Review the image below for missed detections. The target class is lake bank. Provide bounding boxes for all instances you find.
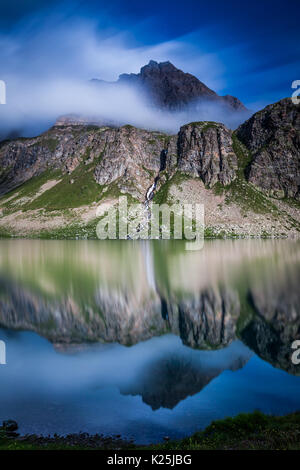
[1,411,299,450]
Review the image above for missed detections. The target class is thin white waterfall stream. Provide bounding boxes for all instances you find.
[129,148,167,238]
[142,242,156,292]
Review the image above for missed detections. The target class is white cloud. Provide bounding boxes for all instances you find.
[0,7,249,139]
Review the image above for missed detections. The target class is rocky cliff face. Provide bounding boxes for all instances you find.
[237,98,300,200]
[177,122,238,186]
[0,120,237,201]
[2,98,298,202]
[118,60,247,112]
[93,126,177,200]
[0,126,97,195]
[0,98,299,239]
[120,351,250,410]
[0,125,167,200]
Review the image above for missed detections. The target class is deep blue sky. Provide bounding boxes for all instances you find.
[0,0,300,107]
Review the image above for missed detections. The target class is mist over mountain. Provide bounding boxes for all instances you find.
[0,0,298,142]
[55,60,250,132]
[117,60,247,111]
[0,7,254,141]
[1,60,251,141]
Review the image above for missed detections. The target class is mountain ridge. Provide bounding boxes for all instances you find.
[0,98,299,239]
[97,59,248,111]
[57,60,248,128]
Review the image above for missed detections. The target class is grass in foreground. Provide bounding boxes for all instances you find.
[145,411,300,450]
[0,411,300,450]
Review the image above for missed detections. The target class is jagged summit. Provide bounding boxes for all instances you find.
[140,59,181,74]
[56,60,248,128]
[117,60,247,111]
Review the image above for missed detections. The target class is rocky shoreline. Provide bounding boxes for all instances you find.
[1,412,300,450]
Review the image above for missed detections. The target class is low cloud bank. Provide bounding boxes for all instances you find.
[0,7,251,140]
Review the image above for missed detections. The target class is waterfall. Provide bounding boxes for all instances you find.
[131,148,168,239]
[142,242,156,291]
[145,149,168,206]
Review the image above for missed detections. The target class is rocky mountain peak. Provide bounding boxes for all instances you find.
[55,61,248,130]
[117,60,247,112]
[140,60,179,75]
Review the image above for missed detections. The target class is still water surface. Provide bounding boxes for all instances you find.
[0,239,299,443]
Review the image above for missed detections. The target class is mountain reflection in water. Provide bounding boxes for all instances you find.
[0,239,299,442]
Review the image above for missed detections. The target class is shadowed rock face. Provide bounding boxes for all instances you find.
[236,98,300,200]
[240,272,300,375]
[93,126,177,201]
[177,122,238,186]
[177,288,240,349]
[120,352,251,410]
[0,124,174,199]
[123,357,216,410]
[118,60,247,112]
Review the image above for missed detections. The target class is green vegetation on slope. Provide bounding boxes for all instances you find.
[0,161,139,215]
[188,121,220,132]
[0,169,61,212]
[25,162,102,210]
[153,172,190,205]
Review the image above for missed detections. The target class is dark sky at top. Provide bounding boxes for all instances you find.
[0,0,299,106]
